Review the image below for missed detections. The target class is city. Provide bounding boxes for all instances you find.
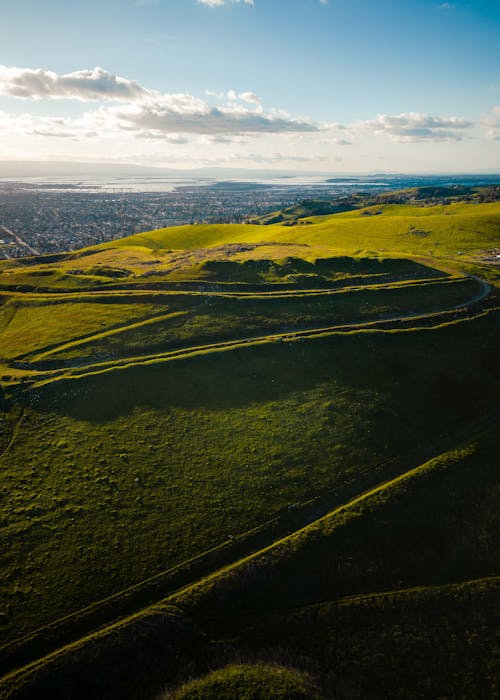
[1,174,496,259]
[0,181,334,258]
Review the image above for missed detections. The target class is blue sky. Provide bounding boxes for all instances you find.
[0,0,499,172]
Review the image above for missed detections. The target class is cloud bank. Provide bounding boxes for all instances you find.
[355,112,473,142]
[0,66,148,102]
[0,65,317,137]
[1,66,477,144]
[112,100,317,135]
[1,64,495,172]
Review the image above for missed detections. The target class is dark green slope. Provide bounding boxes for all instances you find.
[0,199,499,699]
[3,427,498,699]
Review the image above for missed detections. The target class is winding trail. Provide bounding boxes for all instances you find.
[469,275,492,303]
[19,274,492,389]
[0,274,453,300]
[9,276,464,363]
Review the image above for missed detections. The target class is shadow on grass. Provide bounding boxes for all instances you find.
[28,310,499,425]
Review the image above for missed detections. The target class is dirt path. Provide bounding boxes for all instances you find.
[0,275,453,300]
[23,275,493,388]
[469,275,492,304]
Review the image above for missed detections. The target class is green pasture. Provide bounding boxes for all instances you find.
[32,277,479,367]
[99,201,500,258]
[0,299,167,360]
[167,664,323,700]
[0,197,499,699]
[2,422,497,700]
[0,201,498,296]
[1,309,499,648]
[176,424,500,617]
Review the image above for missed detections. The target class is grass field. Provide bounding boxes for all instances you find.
[0,198,499,699]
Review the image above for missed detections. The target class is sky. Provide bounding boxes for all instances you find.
[0,0,499,173]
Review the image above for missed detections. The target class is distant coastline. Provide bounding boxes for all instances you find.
[0,171,498,194]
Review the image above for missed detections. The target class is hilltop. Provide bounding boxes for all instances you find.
[0,198,499,699]
[247,184,500,225]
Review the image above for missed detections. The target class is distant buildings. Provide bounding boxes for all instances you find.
[0,182,334,257]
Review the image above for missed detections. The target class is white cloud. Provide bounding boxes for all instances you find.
[110,98,318,136]
[238,91,261,104]
[0,110,86,140]
[31,128,78,139]
[234,152,328,163]
[197,0,253,7]
[437,2,455,9]
[355,112,472,142]
[206,89,261,104]
[1,64,493,173]
[481,106,500,140]
[205,136,234,144]
[199,134,248,144]
[135,132,190,143]
[225,89,261,104]
[0,100,317,143]
[205,89,225,99]
[0,65,149,102]
[322,137,352,146]
[0,65,315,137]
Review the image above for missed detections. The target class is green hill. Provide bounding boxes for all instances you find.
[166,664,323,700]
[247,184,500,225]
[0,199,499,699]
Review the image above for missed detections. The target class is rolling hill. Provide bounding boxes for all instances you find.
[0,199,499,699]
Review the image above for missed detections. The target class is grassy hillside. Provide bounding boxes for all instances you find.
[165,664,323,700]
[92,200,500,259]
[3,429,498,699]
[0,199,499,699]
[0,201,498,296]
[248,184,500,224]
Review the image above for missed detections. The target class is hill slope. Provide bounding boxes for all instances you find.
[0,200,499,699]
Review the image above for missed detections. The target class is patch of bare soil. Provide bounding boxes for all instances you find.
[472,249,500,265]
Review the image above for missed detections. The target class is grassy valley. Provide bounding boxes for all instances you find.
[0,197,499,698]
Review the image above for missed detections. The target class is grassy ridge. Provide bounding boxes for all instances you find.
[4,578,497,699]
[2,424,497,698]
[165,664,323,700]
[174,425,500,617]
[22,277,479,368]
[1,310,498,646]
[0,201,498,295]
[207,578,499,700]
[0,299,168,360]
[101,201,500,257]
